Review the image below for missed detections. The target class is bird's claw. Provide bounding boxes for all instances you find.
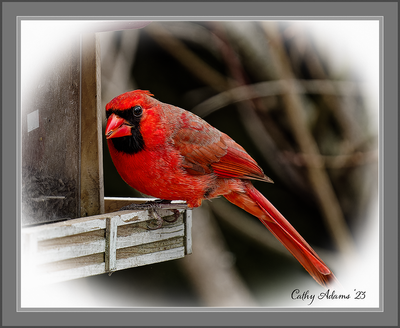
[118,199,181,230]
[162,209,180,223]
[146,208,182,230]
[146,209,164,230]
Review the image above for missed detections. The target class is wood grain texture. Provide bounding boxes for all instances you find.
[105,216,118,271]
[104,197,149,213]
[21,34,81,225]
[80,32,104,217]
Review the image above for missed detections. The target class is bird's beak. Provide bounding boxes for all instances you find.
[105,113,133,139]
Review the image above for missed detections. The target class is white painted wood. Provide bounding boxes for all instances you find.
[185,209,193,255]
[115,247,186,271]
[116,224,185,249]
[36,239,106,264]
[27,217,107,241]
[115,211,153,226]
[105,197,158,203]
[23,210,149,240]
[21,232,39,282]
[105,216,118,272]
[42,263,106,285]
[104,197,187,205]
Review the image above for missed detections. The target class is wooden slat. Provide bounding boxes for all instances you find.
[116,222,185,249]
[116,236,184,259]
[104,197,188,214]
[116,247,186,272]
[23,216,107,241]
[104,197,149,213]
[38,253,105,273]
[80,32,104,217]
[22,209,151,240]
[44,263,106,285]
[185,208,193,255]
[37,229,105,249]
[37,239,106,264]
[105,216,118,272]
[21,34,81,226]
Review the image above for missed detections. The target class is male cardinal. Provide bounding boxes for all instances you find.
[105,89,337,288]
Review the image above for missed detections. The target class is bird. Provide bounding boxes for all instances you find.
[105,89,337,288]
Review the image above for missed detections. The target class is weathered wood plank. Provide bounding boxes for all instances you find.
[116,247,186,272]
[21,32,81,225]
[104,197,149,213]
[115,211,153,226]
[39,248,186,285]
[21,210,140,239]
[116,223,185,249]
[22,207,187,241]
[104,197,187,214]
[24,217,107,241]
[37,229,105,249]
[39,253,105,273]
[116,236,184,258]
[30,219,186,265]
[36,239,106,264]
[80,32,104,217]
[105,216,118,272]
[185,209,193,255]
[43,263,106,285]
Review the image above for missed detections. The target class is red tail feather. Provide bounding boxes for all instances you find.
[225,181,337,288]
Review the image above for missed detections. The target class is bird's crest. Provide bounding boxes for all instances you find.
[132,90,154,97]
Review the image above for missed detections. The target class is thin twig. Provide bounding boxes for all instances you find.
[281,150,378,169]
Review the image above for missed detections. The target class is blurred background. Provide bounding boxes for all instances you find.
[23,20,380,308]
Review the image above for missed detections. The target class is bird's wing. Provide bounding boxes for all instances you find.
[172,114,272,183]
[212,137,273,183]
[172,124,226,175]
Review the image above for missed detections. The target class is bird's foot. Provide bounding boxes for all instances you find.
[119,199,184,230]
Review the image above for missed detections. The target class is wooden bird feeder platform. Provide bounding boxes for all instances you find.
[20,22,192,285]
[22,199,192,285]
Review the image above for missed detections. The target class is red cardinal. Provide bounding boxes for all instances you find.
[105,89,337,288]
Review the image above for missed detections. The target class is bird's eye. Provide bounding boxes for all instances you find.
[133,105,143,117]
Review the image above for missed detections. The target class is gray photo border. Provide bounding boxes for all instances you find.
[2,1,398,327]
